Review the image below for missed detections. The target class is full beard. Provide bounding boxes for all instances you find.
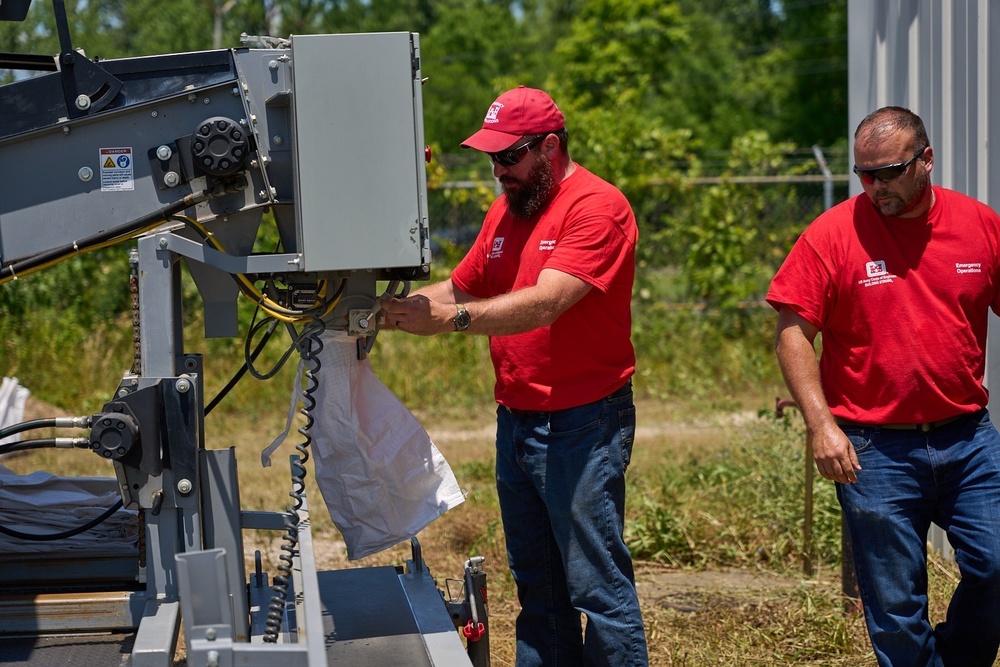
[874,168,931,217]
[501,153,556,220]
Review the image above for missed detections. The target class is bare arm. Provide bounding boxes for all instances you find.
[381,269,591,336]
[775,306,861,484]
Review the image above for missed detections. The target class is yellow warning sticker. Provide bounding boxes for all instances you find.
[100,147,134,192]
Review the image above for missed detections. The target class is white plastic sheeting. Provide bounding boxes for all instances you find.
[0,466,139,552]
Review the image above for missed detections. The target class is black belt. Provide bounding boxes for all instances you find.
[835,412,972,433]
[504,406,543,417]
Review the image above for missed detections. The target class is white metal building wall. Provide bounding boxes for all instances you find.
[847,0,1000,559]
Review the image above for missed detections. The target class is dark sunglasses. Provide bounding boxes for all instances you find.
[852,149,925,185]
[488,135,546,167]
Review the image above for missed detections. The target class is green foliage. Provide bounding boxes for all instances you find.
[674,131,808,311]
[0,0,846,414]
[625,417,843,572]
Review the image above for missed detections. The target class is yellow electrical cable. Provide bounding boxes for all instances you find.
[174,216,342,323]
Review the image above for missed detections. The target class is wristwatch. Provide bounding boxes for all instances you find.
[453,303,471,331]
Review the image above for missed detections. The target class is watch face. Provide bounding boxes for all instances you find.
[455,307,471,331]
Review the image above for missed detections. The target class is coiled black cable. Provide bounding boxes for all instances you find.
[263,316,325,642]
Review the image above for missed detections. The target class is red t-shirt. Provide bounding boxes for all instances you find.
[767,186,1000,423]
[451,166,637,411]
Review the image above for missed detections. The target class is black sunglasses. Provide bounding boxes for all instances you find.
[852,149,925,185]
[488,135,546,167]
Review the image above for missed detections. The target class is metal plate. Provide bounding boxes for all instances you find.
[0,632,136,666]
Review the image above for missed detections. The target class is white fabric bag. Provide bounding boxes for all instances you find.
[263,330,464,560]
[0,376,30,446]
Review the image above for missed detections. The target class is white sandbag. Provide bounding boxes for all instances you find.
[0,376,30,446]
[263,330,464,560]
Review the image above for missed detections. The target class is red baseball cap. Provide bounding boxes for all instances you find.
[461,86,565,153]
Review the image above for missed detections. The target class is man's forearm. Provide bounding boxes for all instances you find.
[776,328,836,433]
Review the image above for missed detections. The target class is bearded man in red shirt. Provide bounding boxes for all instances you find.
[382,86,648,667]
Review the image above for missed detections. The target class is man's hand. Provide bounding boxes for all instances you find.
[380,294,446,336]
[811,423,861,484]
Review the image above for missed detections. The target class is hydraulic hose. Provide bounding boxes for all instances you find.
[0,189,209,284]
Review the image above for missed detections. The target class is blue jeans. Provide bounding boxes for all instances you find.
[495,381,648,667]
[838,410,1000,667]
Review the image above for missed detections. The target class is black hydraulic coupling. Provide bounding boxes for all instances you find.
[90,408,140,461]
[191,116,250,176]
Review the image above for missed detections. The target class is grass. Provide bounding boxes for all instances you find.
[3,400,988,665]
[1,277,992,664]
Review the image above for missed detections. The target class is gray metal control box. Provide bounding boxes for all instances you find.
[291,32,430,272]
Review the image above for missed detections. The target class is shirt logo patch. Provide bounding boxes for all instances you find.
[866,260,887,277]
[539,239,556,251]
[956,262,982,274]
[858,259,896,287]
[490,237,504,259]
[484,103,504,124]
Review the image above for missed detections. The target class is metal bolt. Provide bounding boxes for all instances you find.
[240,118,249,127]
[163,171,180,188]
[176,478,193,495]
[78,166,93,182]
[156,145,172,161]
[258,190,268,199]
[188,93,197,103]
[158,237,168,249]
[205,627,217,641]
[117,388,129,398]
[203,97,211,105]
[272,135,284,146]
[268,59,278,70]
[75,94,91,110]
[231,86,240,96]
[206,650,219,667]
[150,110,158,118]
[175,378,191,393]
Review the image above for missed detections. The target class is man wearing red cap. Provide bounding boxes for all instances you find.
[382,86,648,666]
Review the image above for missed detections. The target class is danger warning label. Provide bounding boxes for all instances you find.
[100,147,134,191]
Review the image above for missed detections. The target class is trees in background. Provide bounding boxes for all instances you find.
[0,0,847,316]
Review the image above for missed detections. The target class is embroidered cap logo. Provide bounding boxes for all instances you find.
[484,102,504,124]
